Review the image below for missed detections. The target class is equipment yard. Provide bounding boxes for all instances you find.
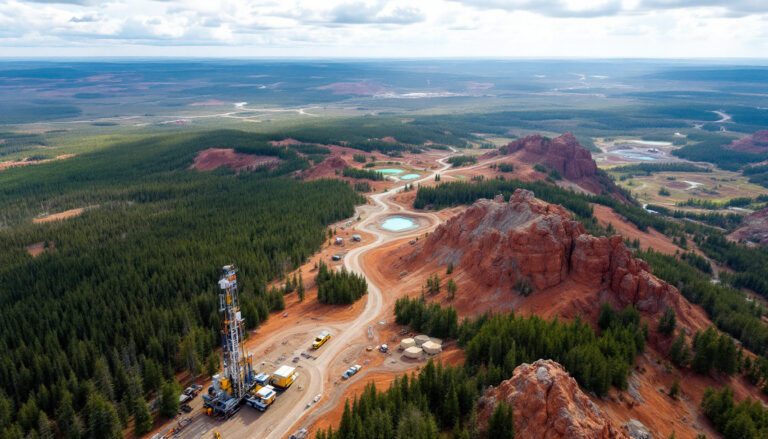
[153,152,457,439]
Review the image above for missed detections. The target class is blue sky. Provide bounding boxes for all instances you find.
[1,0,767,57]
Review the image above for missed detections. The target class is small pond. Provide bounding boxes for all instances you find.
[378,168,404,174]
[381,216,417,231]
[400,173,420,180]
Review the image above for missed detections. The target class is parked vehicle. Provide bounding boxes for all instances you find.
[180,404,192,413]
[342,364,362,379]
[312,331,331,349]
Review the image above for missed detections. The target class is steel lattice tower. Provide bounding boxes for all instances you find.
[218,265,252,400]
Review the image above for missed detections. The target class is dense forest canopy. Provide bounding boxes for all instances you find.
[0,130,362,438]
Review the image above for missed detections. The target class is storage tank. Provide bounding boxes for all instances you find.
[400,338,415,350]
[414,334,430,346]
[404,346,423,359]
[422,341,442,354]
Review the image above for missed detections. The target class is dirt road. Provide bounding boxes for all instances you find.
[175,152,455,439]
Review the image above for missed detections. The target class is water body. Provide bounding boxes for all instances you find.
[400,173,420,180]
[381,216,416,231]
[378,168,404,174]
[627,140,673,146]
[611,150,657,161]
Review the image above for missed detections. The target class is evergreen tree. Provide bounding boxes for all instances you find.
[486,402,514,439]
[205,352,220,377]
[159,380,181,418]
[84,392,122,439]
[658,308,676,335]
[133,397,153,436]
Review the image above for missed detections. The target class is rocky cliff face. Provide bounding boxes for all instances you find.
[478,359,629,439]
[497,133,625,199]
[728,206,768,246]
[725,130,768,153]
[411,189,680,316]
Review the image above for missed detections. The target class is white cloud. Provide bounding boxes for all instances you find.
[0,0,766,57]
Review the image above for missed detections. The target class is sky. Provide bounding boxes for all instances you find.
[1,0,767,58]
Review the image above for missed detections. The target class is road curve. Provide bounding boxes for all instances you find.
[259,152,456,439]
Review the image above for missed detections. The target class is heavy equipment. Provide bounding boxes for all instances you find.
[202,265,257,419]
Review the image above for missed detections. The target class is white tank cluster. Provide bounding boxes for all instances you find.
[400,334,442,358]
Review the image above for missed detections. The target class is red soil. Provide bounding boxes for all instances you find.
[25,241,53,257]
[34,206,91,223]
[0,153,75,171]
[724,130,768,153]
[592,204,680,255]
[191,148,282,172]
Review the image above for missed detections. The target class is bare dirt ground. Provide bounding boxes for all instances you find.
[191,148,282,172]
[33,205,95,223]
[25,241,53,257]
[0,153,75,171]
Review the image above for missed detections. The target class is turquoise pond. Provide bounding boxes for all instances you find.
[381,216,416,231]
[400,173,420,180]
[378,168,404,174]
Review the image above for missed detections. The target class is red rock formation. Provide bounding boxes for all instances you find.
[477,359,629,439]
[727,206,768,246]
[497,133,625,200]
[724,130,768,153]
[408,189,680,316]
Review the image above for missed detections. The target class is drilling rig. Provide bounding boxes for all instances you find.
[202,265,257,419]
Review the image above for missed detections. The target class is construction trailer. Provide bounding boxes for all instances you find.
[202,265,257,419]
[270,365,298,389]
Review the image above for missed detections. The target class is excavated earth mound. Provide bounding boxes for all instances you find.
[724,130,768,153]
[402,189,706,329]
[727,206,768,246]
[478,359,629,439]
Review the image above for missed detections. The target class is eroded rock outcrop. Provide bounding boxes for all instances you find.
[412,189,679,315]
[497,133,624,199]
[478,359,629,439]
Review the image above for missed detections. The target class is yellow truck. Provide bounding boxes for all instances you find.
[270,365,298,389]
[312,331,331,349]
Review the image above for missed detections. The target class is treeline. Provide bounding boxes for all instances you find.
[269,116,470,154]
[645,204,743,229]
[702,386,768,439]
[677,195,768,210]
[609,162,711,174]
[700,235,768,298]
[672,132,767,171]
[316,360,492,439]
[0,131,362,438]
[316,261,368,304]
[492,163,514,172]
[461,306,645,395]
[394,297,459,340]
[635,249,768,385]
[447,155,477,167]
[394,298,645,396]
[413,179,594,220]
[343,166,384,181]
